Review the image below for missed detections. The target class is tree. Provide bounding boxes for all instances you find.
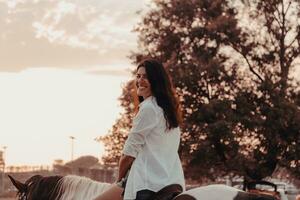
[101,0,300,181]
[98,80,138,165]
[226,0,300,181]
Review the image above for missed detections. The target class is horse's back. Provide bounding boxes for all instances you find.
[174,184,277,200]
[176,185,239,200]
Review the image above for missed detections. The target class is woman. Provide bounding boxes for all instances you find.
[95,59,185,200]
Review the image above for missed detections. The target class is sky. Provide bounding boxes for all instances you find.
[1,0,299,168]
[0,0,151,166]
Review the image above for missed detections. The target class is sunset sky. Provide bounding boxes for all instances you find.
[0,0,151,166]
[1,0,299,168]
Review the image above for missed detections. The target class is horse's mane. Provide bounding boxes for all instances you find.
[57,175,112,200]
[16,175,63,200]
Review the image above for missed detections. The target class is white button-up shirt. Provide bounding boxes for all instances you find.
[122,96,185,200]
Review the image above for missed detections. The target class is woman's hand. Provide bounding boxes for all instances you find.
[117,154,135,182]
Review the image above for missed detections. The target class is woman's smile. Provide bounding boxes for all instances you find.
[136,67,151,98]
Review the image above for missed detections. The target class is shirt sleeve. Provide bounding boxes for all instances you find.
[122,105,158,158]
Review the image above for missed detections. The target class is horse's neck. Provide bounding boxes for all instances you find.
[58,175,112,200]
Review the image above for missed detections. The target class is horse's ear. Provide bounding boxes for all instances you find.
[8,175,27,193]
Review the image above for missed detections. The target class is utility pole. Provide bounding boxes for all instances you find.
[69,136,75,161]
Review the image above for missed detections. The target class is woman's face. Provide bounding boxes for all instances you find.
[136,66,152,99]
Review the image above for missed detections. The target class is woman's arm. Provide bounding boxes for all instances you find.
[117,154,135,182]
[118,106,157,181]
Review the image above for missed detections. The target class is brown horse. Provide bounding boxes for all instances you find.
[9,174,278,200]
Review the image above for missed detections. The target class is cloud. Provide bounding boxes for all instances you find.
[85,68,132,77]
[0,0,149,72]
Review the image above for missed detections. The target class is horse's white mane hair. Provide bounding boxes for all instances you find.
[57,175,112,200]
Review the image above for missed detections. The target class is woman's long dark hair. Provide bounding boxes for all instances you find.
[137,59,182,129]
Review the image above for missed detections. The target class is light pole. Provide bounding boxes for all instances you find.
[0,146,7,194]
[69,136,75,161]
[2,146,6,172]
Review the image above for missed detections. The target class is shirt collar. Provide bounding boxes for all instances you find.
[139,96,154,107]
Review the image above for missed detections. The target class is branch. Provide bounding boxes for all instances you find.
[206,82,211,101]
[279,0,287,72]
[286,35,299,50]
[274,4,282,23]
[281,0,287,37]
[284,1,292,16]
[287,48,300,67]
[269,36,277,49]
[242,54,265,83]
[271,12,282,28]
[267,6,282,41]
[230,44,264,83]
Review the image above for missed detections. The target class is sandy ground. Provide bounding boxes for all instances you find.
[0,198,16,200]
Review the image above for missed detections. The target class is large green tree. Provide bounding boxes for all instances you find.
[100,0,300,181]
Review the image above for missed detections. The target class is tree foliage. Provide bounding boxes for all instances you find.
[101,0,300,181]
[98,80,138,165]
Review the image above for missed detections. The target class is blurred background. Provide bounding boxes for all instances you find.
[0,0,299,199]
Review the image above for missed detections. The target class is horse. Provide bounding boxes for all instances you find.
[8,174,278,200]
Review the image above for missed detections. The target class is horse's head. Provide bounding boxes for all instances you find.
[8,174,63,200]
[8,174,43,200]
